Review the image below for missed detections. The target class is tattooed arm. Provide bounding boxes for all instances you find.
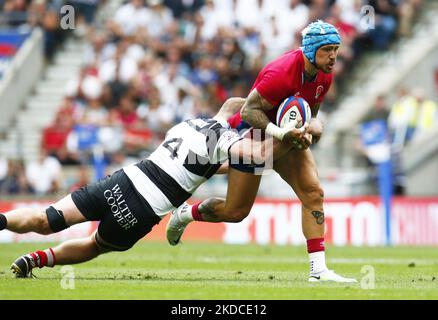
[240,89,274,130]
[241,89,307,145]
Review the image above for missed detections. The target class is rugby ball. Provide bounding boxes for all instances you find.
[276,96,311,128]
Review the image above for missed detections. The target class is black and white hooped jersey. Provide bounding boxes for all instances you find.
[123,118,242,217]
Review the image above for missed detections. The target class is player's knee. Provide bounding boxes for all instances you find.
[45,206,69,233]
[92,238,108,255]
[35,211,53,235]
[302,184,324,207]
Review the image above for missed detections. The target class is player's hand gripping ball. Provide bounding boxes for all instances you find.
[276,96,311,129]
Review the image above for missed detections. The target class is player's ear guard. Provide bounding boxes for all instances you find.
[46,206,69,232]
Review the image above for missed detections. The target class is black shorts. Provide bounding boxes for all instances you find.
[229,121,265,174]
[229,161,265,174]
[71,169,161,251]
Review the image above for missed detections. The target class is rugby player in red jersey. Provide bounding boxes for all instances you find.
[167,20,357,283]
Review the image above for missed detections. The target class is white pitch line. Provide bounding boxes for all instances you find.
[196,256,438,265]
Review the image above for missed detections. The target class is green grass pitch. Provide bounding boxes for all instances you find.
[0,242,437,300]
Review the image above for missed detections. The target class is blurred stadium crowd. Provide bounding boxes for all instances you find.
[0,0,429,196]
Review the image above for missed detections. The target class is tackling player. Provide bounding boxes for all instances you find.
[0,98,305,278]
[166,20,357,283]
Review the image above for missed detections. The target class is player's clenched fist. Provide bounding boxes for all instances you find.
[282,123,309,146]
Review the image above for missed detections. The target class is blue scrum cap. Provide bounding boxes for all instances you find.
[301,20,341,64]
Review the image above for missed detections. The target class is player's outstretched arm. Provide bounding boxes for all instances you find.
[228,138,266,166]
[215,162,229,174]
[228,124,308,165]
[214,97,246,122]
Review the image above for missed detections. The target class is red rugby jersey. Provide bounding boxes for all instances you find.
[228,48,332,128]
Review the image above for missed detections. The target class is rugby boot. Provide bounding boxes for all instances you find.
[166,203,191,246]
[308,269,357,283]
[11,254,37,278]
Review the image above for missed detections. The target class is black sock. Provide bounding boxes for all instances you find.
[0,214,7,230]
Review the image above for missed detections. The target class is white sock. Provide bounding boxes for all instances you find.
[177,203,194,224]
[309,251,328,275]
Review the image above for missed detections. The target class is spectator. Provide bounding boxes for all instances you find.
[69,164,91,191]
[326,4,357,73]
[106,150,139,173]
[164,0,204,19]
[69,0,99,25]
[364,95,390,123]
[55,145,81,165]
[80,75,108,126]
[154,61,195,107]
[366,0,398,50]
[42,101,75,158]
[218,37,246,85]
[172,87,198,122]
[191,54,218,86]
[398,0,423,37]
[99,41,139,86]
[83,31,116,67]
[145,0,173,39]
[137,85,175,135]
[132,52,159,101]
[261,14,293,63]
[307,0,330,23]
[357,94,401,195]
[1,0,28,26]
[25,149,63,195]
[412,89,438,140]
[112,94,141,127]
[109,0,150,38]
[27,2,65,62]
[388,87,418,147]
[196,0,221,41]
[0,159,33,195]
